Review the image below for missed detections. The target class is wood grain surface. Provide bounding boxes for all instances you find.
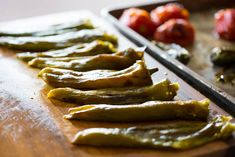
[0,11,234,157]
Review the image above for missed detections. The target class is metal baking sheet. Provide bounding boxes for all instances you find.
[102,0,235,115]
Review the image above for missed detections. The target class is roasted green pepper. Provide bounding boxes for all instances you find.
[39,61,152,89]
[47,79,179,105]
[64,99,209,122]
[0,29,118,51]
[153,41,190,64]
[72,115,235,149]
[17,40,116,61]
[0,19,94,37]
[211,47,235,66]
[28,48,143,71]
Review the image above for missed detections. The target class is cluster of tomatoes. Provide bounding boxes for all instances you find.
[120,3,235,47]
[120,3,194,46]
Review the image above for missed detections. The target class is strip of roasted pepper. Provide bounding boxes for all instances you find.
[64,99,209,122]
[72,115,235,149]
[28,48,143,71]
[47,79,179,105]
[17,40,116,62]
[39,61,152,89]
[0,19,94,37]
[0,29,117,51]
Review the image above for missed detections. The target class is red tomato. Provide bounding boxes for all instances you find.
[150,3,189,27]
[154,19,195,46]
[120,8,156,37]
[215,9,235,41]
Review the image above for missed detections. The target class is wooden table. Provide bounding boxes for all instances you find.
[0,11,234,157]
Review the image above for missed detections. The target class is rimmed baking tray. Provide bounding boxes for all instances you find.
[102,0,235,115]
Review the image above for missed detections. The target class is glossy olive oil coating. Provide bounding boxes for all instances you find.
[39,61,152,89]
[0,29,117,51]
[0,19,94,37]
[72,116,235,149]
[47,79,179,105]
[64,99,209,122]
[28,48,143,71]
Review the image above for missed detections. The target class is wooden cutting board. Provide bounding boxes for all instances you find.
[0,11,234,157]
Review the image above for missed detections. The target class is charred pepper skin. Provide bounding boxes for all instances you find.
[47,79,179,105]
[0,29,118,51]
[28,48,143,71]
[72,115,235,150]
[0,20,94,37]
[38,61,152,89]
[17,40,117,62]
